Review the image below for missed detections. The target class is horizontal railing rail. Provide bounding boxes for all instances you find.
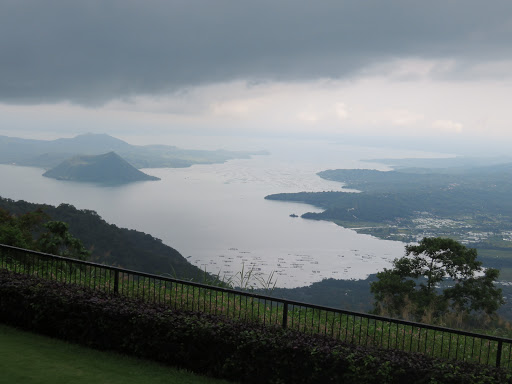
[1,243,511,368]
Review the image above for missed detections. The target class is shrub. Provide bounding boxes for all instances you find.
[1,269,510,384]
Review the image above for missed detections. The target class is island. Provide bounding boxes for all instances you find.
[43,152,160,184]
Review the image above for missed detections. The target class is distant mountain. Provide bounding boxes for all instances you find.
[43,152,160,184]
[0,133,267,169]
[364,156,512,171]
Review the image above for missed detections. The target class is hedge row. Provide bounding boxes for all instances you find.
[0,269,511,384]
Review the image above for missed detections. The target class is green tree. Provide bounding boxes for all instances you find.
[370,237,503,322]
[37,221,90,260]
[0,208,47,249]
[0,208,90,260]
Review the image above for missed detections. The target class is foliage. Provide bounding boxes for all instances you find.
[1,269,511,383]
[37,221,90,260]
[0,207,90,260]
[371,237,503,322]
[0,197,205,280]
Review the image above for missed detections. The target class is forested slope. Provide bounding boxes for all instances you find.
[0,197,204,280]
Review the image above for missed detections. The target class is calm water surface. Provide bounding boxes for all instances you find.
[0,139,447,287]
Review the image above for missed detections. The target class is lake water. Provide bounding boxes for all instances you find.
[0,137,448,288]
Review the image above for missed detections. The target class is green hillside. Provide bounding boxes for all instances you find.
[0,197,204,280]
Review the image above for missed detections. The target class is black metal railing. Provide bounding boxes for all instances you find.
[1,243,511,368]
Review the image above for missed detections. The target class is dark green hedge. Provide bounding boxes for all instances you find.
[1,269,510,384]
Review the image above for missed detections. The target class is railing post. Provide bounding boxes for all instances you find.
[114,270,119,294]
[282,302,288,329]
[496,340,503,367]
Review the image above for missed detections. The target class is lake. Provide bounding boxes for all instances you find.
[0,137,448,288]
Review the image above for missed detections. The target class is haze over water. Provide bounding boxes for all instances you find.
[0,137,449,288]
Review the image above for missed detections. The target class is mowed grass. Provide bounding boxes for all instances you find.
[0,323,233,384]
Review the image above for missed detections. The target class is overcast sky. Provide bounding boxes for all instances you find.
[1,1,511,152]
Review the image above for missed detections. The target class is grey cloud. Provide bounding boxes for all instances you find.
[1,0,511,104]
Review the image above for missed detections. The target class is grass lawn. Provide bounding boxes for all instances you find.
[0,323,233,384]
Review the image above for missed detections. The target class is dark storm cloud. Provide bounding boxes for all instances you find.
[1,0,511,104]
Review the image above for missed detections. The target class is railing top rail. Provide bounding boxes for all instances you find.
[2,243,512,344]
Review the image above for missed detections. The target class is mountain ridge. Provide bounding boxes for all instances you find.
[0,133,267,169]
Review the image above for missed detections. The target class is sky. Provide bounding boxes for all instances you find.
[1,1,512,154]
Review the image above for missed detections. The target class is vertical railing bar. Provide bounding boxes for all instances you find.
[114,269,119,295]
[462,335,467,362]
[401,325,406,351]
[455,334,460,361]
[191,284,195,312]
[447,333,453,360]
[311,308,315,335]
[347,315,353,344]
[170,280,175,307]
[440,332,445,359]
[423,328,428,354]
[394,323,398,349]
[152,277,156,304]
[238,294,242,320]
[358,316,363,344]
[373,319,378,347]
[282,303,288,329]
[263,299,267,325]
[303,308,307,333]
[210,288,213,314]
[226,291,230,318]
[365,317,370,345]
[379,320,385,348]
[244,295,248,322]
[202,287,206,314]
[317,309,321,334]
[330,311,335,337]
[137,274,141,299]
[340,312,344,339]
[351,315,356,344]
[250,296,255,323]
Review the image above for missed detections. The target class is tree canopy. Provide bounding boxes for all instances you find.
[0,208,90,260]
[370,237,503,323]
